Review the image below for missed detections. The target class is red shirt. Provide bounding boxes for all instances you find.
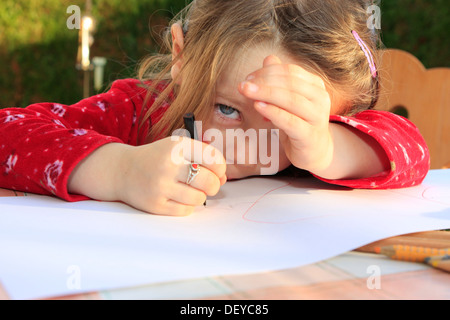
[0,79,430,201]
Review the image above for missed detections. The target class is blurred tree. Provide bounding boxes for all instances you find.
[381,0,449,69]
[0,0,448,109]
[0,0,189,108]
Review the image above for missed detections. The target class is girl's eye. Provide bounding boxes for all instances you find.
[215,104,241,120]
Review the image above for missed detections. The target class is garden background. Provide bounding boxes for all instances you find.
[0,0,448,109]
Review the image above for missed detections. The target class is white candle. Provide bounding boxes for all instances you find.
[93,57,107,92]
[81,16,93,70]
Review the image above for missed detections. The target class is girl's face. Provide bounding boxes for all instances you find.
[171,24,344,180]
[202,45,346,180]
[203,46,298,180]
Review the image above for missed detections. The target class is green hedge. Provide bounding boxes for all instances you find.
[0,0,187,108]
[0,0,448,109]
[380,0,449,69]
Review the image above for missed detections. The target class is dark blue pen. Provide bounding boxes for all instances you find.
[183,113,206,206]
[183,113,198,140]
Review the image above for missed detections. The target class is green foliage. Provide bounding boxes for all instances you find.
[0,0,448,109]
[0,0,188,108]
[380,0,449,69]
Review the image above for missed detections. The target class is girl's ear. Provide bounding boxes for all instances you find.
[171,23,185,84]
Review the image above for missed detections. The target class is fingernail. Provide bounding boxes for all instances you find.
[243,81,259,93]
[246,74,255,81]
[257,101,267,108]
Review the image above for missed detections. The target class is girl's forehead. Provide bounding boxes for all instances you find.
[215,44,348,115]
[218,45,296,85]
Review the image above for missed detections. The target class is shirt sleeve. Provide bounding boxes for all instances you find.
[0,79,166,201]
[314,110,430,189]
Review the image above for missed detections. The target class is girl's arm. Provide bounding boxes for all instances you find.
[313,110,430,189]
[0,79,156,200]
[241,56,429,189]
[1,79,225,215]
[311,120,391,181]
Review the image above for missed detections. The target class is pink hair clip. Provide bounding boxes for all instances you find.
[352,30,377,78]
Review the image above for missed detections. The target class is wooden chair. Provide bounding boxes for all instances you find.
[374,49,450,169]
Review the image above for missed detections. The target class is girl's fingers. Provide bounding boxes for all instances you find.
[253,101,310,140]
[239,55,331,130]
[176,163,221,196]
[263,55,282,67]
[159,199,196,217]
[242,74,326,105]
[241,81,326,125]
[177,137,227,181]
[247,56,327,91]
[168,182,208,207]
[159,164,220,216]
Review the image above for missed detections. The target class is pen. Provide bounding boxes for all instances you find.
[183,113,199,140]
[183,113,206,206]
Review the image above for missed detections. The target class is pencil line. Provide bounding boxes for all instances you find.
[241,182,292,224]
[387,187,450,206]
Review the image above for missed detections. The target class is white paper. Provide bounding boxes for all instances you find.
[0,170,449,300]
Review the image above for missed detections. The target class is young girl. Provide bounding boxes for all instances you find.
[0,0,429,216]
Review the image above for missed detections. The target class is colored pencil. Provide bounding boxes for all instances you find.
[374,245,450,263]
[356,231,450,273]
[425,258,450,273]
[355,231,450,254]
[424,254,450,263]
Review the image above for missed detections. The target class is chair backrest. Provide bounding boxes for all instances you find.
[374,49,450,169]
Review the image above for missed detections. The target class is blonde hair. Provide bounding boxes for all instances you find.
[137,0,381,142]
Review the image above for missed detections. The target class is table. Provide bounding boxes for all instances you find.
[1,188,449,300]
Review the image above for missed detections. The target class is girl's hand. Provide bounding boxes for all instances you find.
[69,137,227,216]
[238,55,334,174]
[118,137,227,216]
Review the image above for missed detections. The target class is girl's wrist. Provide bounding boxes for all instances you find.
[67,143,131,201]
[112,143,139,204]
[309,122,390,181]
[300,128,335,178]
